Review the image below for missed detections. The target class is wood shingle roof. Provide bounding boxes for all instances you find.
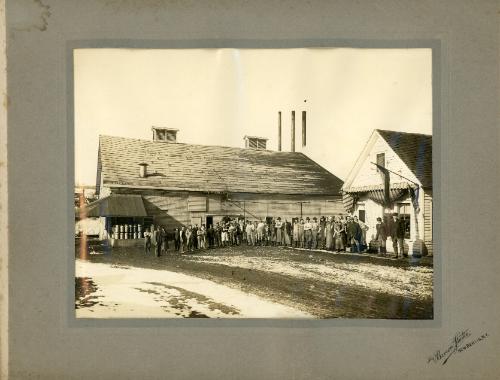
[377,130,432,188]
[97,135,344,196]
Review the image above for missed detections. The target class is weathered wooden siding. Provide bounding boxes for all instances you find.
[349,134,421,188]
[142,192,190,230]
[187,196,207,211]
[423,190,433,255]
[219,193,344,222]
[111,188,343,230]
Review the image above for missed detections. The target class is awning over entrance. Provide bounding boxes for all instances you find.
[77,194,148,218]
[342,182,414,213]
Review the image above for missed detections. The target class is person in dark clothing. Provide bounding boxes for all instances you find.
[346,216,362,253]
[353,216,368,252]
[179,226,187,253]
[285,220,292,246]
[214,223,221,247]
[340,216,348,251]
[160,227,168,255]
[192,225,199,249]
[344,217,352,250]
[318,216,326,249]
[375,217,388,255]
[155,226,163,257]
[191,227,197,251]
[173,228,180,252]
[235,223,241,246]
[389,214,407,258]
[206,225,212,248]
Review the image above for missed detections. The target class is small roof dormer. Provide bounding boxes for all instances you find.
[152,126,179,143]
[244,135,268,150]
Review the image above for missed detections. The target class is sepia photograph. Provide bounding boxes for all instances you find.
[74,48,433,319]
[6,0,500,378]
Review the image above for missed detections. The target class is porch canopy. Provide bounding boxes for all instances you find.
[77,194,148,218]
[342,181,414,213]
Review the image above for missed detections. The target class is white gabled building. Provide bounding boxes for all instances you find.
[342,129,433,256]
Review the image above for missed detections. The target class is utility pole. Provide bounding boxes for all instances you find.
[297,201,310,218]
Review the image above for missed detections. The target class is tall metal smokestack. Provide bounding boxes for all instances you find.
[291,111,295,152]
[302,111,307,147]
[278,111,282,151]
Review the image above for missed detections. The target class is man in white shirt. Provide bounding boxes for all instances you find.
[311,217,319,249]
[228,223,235,245]
[221,223,229,246]
[303,217,313,249]
[256,220,265,245]
[245,221,254,246]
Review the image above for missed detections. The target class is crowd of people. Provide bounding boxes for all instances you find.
[143,213,409,259]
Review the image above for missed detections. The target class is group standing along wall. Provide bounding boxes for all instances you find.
[109,187,343,231]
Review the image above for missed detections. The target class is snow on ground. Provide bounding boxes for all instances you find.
[75,260,313,319]
[185,254,433,300]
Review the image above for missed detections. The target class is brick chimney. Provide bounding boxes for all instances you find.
[138,162,148,178]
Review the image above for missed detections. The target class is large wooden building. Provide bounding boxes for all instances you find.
[342,129,433,256]
[86,127,344,241]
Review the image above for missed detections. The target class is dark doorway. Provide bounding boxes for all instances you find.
[358,210,366,222]
[206,215,213,227]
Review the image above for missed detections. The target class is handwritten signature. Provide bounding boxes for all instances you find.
[427,329,489,365]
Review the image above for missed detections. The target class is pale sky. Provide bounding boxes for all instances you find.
[74,48,432,186]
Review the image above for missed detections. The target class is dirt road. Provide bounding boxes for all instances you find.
[76,242,433,319]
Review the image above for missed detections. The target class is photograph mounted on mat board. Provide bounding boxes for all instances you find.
[74,48,433,319]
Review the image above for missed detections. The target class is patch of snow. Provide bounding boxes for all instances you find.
[75,260,313,319]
